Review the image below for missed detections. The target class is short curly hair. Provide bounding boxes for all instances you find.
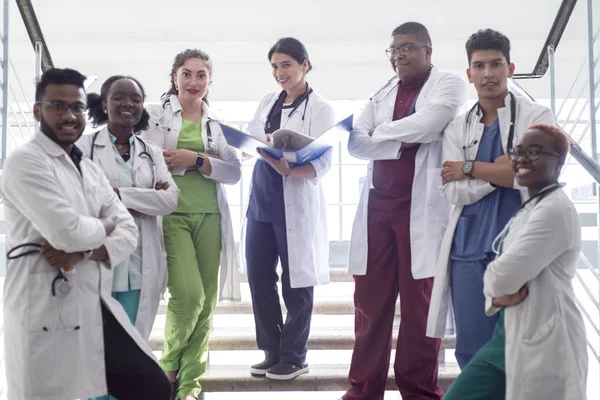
[465,29,511,64]
[528,123,570,163]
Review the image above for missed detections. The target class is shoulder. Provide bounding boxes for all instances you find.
[431,69,465,86]
[146,102,167,119]
[516,96,554,123]
[257,91,280,109]
[4,142,42,172]
[445,113,467,133]
[308,90,333,110]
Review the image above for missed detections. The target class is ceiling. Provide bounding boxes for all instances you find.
[3,0,596,103]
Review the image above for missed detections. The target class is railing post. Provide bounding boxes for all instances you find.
[587,0,597,162]
[34,41,42,131]
[548,44,556,116]
[1,0,9,170]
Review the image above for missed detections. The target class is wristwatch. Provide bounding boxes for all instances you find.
[462,161,474,177]
[195,153,205,167]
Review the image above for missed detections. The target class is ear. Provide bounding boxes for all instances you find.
[425,46,433,61]
[302,59,309,73]
[508,63,516,78]
[466,68,473,84]
[102,100,107,114]
[33,103,41,122]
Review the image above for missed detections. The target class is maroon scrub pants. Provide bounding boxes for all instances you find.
[343,207,444,400]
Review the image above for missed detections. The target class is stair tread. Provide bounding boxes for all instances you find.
[199,362,459,392]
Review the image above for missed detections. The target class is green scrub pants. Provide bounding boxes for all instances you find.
[161,213,221,399]
[444,311,506,400]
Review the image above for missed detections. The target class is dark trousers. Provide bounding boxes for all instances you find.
[245,218,314,365]
[450,256,499,369]
[102,303,172,400]
[344,209,443,400]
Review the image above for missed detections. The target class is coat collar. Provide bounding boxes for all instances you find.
[34,130,73,158]
[167,95,219,122]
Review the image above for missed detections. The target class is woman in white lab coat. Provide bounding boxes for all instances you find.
[444,123,587,400]
[78,75,179,346]
[142,49,241,400]
[242,37,334,381]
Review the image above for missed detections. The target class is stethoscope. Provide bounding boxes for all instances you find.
[6,243,81,332]
[492,183,563,255]
[463,92,517,160]
[90,131,157,189]
[264,83,313,133]
[369,75,399,104]
[159,97,220,156]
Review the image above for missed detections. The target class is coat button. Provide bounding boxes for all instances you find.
[167,128,171,132]
[155,123,159,126]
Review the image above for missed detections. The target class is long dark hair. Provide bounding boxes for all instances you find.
[87,75,150,132]
[162,49,213,105]
[268,37,312,71]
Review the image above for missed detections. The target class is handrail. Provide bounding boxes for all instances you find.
[509,79,600,184]
[15,0,53,71]
[513,0,578,79]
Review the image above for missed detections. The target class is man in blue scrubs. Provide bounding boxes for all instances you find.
[434,29,555,368]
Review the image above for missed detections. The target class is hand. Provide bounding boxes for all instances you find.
[100,217,116,235]
[492,285,529,308]
[113,188,121,199]
[163,149,198,171]
[128,209,145,217]
[265,133,272,143]
[441,161,467,184]
[40,241,84,271]
[368,128,375,137]
[257,148,291,177]
[494,154,510,164]
[154,181,170,191]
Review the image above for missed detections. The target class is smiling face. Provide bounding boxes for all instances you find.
[467,49,515,101]
[173,58,211,103]
[388,33,432,81]
[511,128,563,192]
[33,83,87,147]
[104,78,144,128]
[270,52,308,93]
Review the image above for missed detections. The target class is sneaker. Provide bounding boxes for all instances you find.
[265,362,309,380]
[249,357,279,376]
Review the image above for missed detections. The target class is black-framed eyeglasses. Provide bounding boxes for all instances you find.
[385,44,428,58]
[36,101,87,115]
[508,145,560,161]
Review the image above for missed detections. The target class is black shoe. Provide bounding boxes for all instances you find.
[249,357,279,376]
[265,362,309,380]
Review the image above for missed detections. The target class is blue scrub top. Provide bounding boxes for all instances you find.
[247,92,307,224]
[450,119,521,261]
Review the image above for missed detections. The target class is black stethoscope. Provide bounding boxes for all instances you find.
[6,242,81,331]
[264,83,313,133]
[463,92,517,159]
[90,131,157,188]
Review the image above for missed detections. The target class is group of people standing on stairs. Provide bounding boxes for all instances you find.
[0,18,589,400]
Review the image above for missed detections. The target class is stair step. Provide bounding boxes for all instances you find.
[158,282,395,316]
[200,363,459,392]
[148,314,456,351]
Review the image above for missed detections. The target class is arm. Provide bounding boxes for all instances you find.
[0,152,106,253]
[118,145,180,216]
[347,100,402,161]
[371,74,467,143]
[483,199,575,299]
[96,170,139,268]
[471,155,514,188]
[202,124,242,184]
[439,121,496,205]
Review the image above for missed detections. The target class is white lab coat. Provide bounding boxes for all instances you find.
[76,127,180,339]
[0,131,157,400]
[426,94,556,338]
[143,96,242,301]
[240,89,335,288]
[483,188,587,400]
[347,67,467,278]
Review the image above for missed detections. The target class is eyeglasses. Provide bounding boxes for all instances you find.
[508,145,560,161]
[385,44,428,58]
[36,101,87,115]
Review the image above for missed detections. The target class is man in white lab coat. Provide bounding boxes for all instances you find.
[426,29,556,370]
[0,68,172,400]
[343,22,466,400]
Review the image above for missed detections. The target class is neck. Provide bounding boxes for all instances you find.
[527,181,558,198]
[107,122,134,142]
[478,90,508,126]
[61,144,73,153]
[285,81,307,103]
[179,96,204,116]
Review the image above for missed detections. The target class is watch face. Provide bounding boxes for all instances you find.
[196,155,204,167]
[462,162,473,175]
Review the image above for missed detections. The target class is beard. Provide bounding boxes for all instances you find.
[39,114,84,146]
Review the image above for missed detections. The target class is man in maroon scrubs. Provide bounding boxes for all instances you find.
[342,22,466,400]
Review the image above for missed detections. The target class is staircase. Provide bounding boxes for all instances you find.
[149,268,460,398]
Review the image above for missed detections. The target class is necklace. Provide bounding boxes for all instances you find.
[115,142,129,150]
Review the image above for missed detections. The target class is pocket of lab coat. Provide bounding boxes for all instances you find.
[28,271,81,333]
